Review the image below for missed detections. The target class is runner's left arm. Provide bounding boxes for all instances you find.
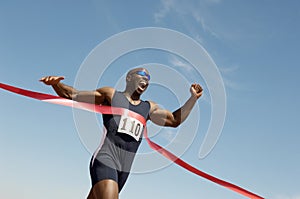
[149,83,202,127]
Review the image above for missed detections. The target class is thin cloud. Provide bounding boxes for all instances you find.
[219,64,239,74]
[221,76,242,91]
[194,34,205,44]
[191,11,220,39]
[168,55,194,72]
[154,0,175,23]
[154,0,221,39]
[218,65,244,91]
[168,55,211,104]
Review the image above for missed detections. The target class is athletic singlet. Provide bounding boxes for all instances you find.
[102,91,150,152]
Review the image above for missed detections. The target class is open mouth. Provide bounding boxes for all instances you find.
[137,81,148,92]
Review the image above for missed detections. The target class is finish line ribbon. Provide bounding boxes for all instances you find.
[0,82,264,199]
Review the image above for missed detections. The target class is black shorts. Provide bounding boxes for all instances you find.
[89,155,130,192]
[89,134,138,192]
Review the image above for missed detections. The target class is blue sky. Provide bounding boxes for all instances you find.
[1,0,300,199]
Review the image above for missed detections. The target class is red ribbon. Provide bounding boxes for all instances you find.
[0,82,264,199]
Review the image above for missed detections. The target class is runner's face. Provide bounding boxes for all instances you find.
[129,69,150,94]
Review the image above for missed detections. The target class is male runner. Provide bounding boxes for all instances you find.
[40,67,203,199]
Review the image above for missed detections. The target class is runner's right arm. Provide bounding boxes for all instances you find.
[39,76,114,105]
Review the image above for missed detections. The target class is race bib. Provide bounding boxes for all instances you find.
[118,115,144,141]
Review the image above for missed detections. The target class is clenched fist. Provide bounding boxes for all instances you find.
[190,83,203,99]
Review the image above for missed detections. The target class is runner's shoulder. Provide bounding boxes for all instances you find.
[96,87,115,97]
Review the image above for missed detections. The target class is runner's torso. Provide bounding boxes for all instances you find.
[102,91,150,152]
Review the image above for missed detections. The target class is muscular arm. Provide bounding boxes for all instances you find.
[51,82,77,99]
[40,76,114,105]
[149,84,203,127]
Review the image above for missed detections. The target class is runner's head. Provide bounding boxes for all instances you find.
[125,67,150,95]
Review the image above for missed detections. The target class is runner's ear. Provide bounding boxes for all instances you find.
[126,74,132,82]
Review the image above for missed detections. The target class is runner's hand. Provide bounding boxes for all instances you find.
[190,83,203,99]
[39,76,64,85]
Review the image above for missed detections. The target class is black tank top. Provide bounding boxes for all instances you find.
[102,91,150,152]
